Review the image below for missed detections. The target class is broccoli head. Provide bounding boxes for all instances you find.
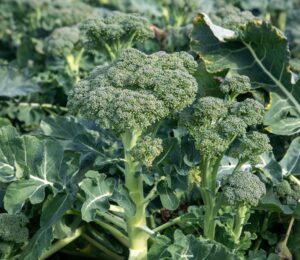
[79,12,154,59]
[230,98,265,126]
[44,26,82,58]
[131,136,163,167]
[220,75,251,99]
[0,213,29,243]
[223,171,266,207]
[68,48,198,133]
[230,131,272,164]
[274,180,300,205]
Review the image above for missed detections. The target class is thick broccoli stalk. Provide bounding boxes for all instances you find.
[180,94,271,240]
[44,26,84,82]
[68,48,197,259]
[222,171,266,244]
[79,12,154,60]
[0,213,29,243]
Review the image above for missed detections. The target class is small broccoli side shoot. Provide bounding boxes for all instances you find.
[68,47,198,259]
[180,76,271,240]
[44,26,84,83]
[222,171,266,244]
[79,12,154,60]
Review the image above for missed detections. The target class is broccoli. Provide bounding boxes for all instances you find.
[180,93,270,240]
[131,136,163,168]
[274,180,300,205]
[230,131,272,165]
[222,171,266,244]
[79,12,154,60]
[44,26,84,82]
[220,75,252,100]
[0,213,29,243]
[68,47,197,259]
[157,0,201,27]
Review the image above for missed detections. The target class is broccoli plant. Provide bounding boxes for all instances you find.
[79,12,154,60]
[68,48,198,259]
[180,74,272,240]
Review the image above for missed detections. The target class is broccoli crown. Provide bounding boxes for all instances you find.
[220,75,251,97]
[44,26,82,58]
[192,97,228,126]
[211,5,255,30]
[131,136,163,167]
[230,98,265,126]
[181,94,269,161]
[230,131,272,164]
[223,171,266,207]
[274,180,292,198]
[80,12,154,50]
[68,48,198,133]
[0,213,29,243]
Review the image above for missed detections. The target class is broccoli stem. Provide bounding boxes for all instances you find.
[200,158,218,240]
[66,48,84,82]
[121,130,149,260]
[233,204,249,244]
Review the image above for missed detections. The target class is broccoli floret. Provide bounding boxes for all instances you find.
[223,171,266,207]
[157,0,201,27]
[131,136,163,167]
[220,75,252,100]
[274,180,292,198]
[217,115,247,139]
[44,26,84,81]
[0,213,29,243]
[230,131,272,164]
[210,5,255,30]
[222,171,266,244]
[230,99,265,126]
[195,129,229,158]
[68,48,198,133]
[79,12,154,60]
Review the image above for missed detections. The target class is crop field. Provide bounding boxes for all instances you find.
[0,0,300,259]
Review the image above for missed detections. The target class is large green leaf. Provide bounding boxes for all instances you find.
[149,230,239,260]
[0,126,23,182]
[79,171,114,222]
[279,136,300,176]
[191,13,300,135]
[21,193,73,260]
[157,180,180,210]
[4,137,65,213]
[0,67,39,97]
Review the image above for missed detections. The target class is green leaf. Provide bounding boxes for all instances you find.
[0,126,22,182]
[4,137,65,213]
[149,230,239,260]
[21,193,73,260]
[191,13,300,135]
[157,180,180,210]
[279,136,300,176]
[0,67,39,97]
[79,171,114,222]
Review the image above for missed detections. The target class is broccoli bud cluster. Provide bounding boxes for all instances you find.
[0,213,29,243]
[44,26,82,58]
[274,180,300,205]
[181,95,269,160]
[220,75,251,99]
[68,48,198,133]
[131,136,163,167]
[223,171,266,207]
[79,12,154,58]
